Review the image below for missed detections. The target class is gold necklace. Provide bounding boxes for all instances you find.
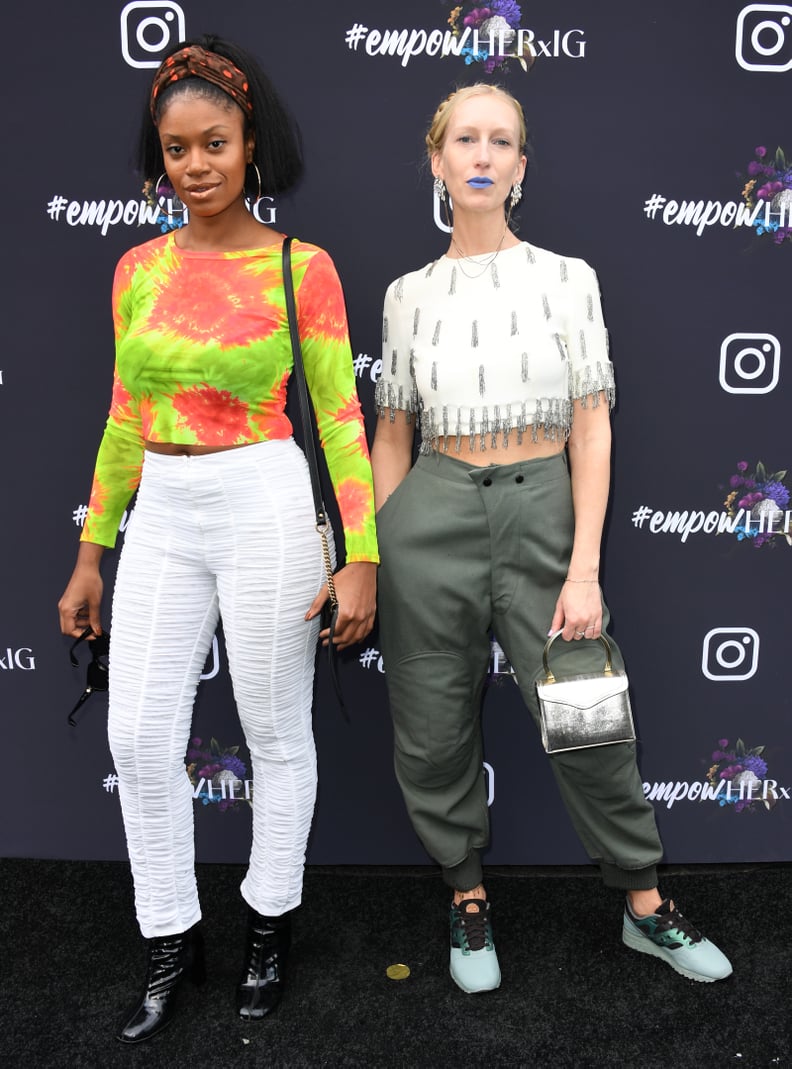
[450,227,508,279]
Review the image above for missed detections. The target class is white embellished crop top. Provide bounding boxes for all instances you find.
[375,241,615,454]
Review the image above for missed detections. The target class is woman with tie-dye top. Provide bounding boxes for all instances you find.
[57,35,377,1044]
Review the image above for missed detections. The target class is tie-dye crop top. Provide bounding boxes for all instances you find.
[82,232,379,562]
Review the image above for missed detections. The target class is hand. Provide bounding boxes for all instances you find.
[305,561,377,649]
[549,581,602,643]
[58,563,104,638]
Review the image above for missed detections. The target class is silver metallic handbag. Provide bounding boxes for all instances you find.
[535,632,635,754]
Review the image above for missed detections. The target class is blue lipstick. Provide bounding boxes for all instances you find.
[467,177,494,188]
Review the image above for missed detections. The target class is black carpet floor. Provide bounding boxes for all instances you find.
[1,859,789,1068]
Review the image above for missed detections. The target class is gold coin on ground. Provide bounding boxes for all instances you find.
[386,963,410,980]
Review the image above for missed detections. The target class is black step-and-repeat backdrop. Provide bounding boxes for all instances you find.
[3,0,790,866]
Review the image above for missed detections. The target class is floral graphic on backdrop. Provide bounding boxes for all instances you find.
[187,736,250,811]
[739,146,792,245]
[722,460,791,548]
[446,2,535,72]
[142,177,186,234]
[706,738,774,813]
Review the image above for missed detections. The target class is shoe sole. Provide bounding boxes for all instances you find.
[622,923,732,983]
[450,973,502,994]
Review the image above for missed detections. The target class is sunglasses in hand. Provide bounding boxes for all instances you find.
[68,626,110,726]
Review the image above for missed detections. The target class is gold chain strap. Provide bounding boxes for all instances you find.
[317,522,338,607]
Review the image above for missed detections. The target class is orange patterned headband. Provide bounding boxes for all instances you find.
[150,45,253,121]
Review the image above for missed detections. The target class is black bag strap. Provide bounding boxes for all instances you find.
[282,237,329,530]
[281,237,346,716]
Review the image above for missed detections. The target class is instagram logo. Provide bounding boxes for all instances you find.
[120,1,186,69]
[719,333,780,394]
[736,4,792,71]
[702,628,760,682]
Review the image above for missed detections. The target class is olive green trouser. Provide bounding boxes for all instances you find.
[377,449,662,893]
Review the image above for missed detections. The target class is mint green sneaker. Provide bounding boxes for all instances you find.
[622,898,733,982]
[449,898,501,994]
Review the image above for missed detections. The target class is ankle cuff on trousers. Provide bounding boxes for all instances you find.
[599,862,658,891]
[442,851,483,892]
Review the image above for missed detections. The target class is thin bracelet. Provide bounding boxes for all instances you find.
[564,577,599,584]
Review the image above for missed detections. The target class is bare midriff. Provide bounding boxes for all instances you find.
[144,440,254,456]
[434,431,565,466]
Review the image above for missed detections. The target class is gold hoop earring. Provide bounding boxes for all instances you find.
[154,172,186,215]
[246,162,263,203]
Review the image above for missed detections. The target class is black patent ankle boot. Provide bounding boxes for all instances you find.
[236,908,291,1020]
[117,924,206,1044]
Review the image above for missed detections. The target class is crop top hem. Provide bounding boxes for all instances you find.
[374,360,615,455]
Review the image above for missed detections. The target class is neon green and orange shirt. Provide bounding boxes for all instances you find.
[82,233,379,562]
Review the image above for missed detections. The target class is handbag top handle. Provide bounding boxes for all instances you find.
[541,631,615,684]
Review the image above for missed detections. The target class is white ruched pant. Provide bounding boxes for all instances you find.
[107,439,329,938]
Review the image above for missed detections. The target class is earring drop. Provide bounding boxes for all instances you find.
[434,176,447,202]
[510,181,522,209]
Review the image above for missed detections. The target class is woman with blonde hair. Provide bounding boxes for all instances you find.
[371,83,731,994]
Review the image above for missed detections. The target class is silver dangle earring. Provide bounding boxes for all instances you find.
[154,172,186,215]
[433,176,447,203]
[510,181,523,209]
